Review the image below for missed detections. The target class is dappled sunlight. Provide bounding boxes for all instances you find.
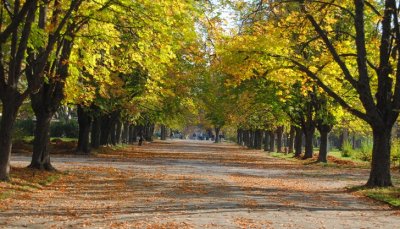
[2,141,400,228]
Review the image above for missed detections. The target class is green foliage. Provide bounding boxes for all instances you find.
[391,139,400,163]
[12,119,35,141]
[50,121,79,138]
[341,141,353,157]
[354,140,372,162]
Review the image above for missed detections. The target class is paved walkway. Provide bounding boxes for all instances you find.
[1,140,399,228]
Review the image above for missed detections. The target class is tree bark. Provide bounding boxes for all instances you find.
[136,125,143,145]
[269,131,275,152]
[29,112,55,170]
[110,122,117,145]
[0,101,21,180]
[317,130,329,162]
[129,125,137,144]
[276,126,284,152]
[264,131,270,151]
[242,130,248,147]
[116,121,122,144]
[237,129,241,145]
[288,126,295,154]
[367,127,392,187]
[294,126,302,157]
[161,124,167,140]
[144,124,154,141]
[76,105,92,154]
[254,129,263,149]
[91,116,101,149]
[100,115,111,145]
[215,127,221,143]
[109,112,119,146]
[122,122,129,143]
[303,127,315,159]
[248,131,254,148]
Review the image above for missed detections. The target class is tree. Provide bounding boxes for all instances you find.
[279,0,400,186]
[222,0,398,187]
[28,0,87,169]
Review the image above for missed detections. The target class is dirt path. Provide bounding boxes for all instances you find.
[1,140,399,228]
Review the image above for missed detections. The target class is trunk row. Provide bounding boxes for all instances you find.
[236,125,331,162]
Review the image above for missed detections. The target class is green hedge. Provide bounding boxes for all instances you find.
[50,120,78,138]
[13,119,35,140]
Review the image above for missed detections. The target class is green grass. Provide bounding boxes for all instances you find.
[350,186,400,207]
[109,144,130,151]
[50,137,77,142]
[269,152,298,161]
[22,136,78,143]
[268,149,370,169]
[0,191,13,200]
[329,151,367,163]
[38,174,62,186]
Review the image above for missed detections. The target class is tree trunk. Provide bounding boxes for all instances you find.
[137,125,144,145]
[129,125,138,143]
[248,131,254,148]
[76,106,92,154]
[109,112,119,146]
[129,125,134,144]
[317,130,329,163]
[294,126,302,157]
[28,112,55,170]
[122,122,129,143]
[254,129,262,149]
[264,131,270,151]
[116,121,122,144]
[366,127,392,187]
[288,126,295,154]
[0,102,21,181]
[91,117,101,149]
[144,124,154,141]
[110,122,116,145]
[276,126,283,153]
[240,129,244,145]
[215,127,220,143]
[339,128,349,150]
[242,130,248,146]
[269,131,275,152]
[100,115,111,145]
[161,124,167,140]
[303,128,315,159]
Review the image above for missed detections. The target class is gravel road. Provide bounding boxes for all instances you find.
[1,140,399,228]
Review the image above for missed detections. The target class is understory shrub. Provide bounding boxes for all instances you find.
[341,141,353,157]
[12,119,35,140]
[391,139,400,165]
[50,120,78,138]
[354,140,372,161]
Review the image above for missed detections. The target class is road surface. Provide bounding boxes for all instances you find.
[1,140,399,228]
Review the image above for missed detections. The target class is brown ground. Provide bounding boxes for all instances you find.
[1,140,400,228]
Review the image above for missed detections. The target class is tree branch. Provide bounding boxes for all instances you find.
[299,2,358,89]
[268,53,371,123]
[0,0,37,43]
